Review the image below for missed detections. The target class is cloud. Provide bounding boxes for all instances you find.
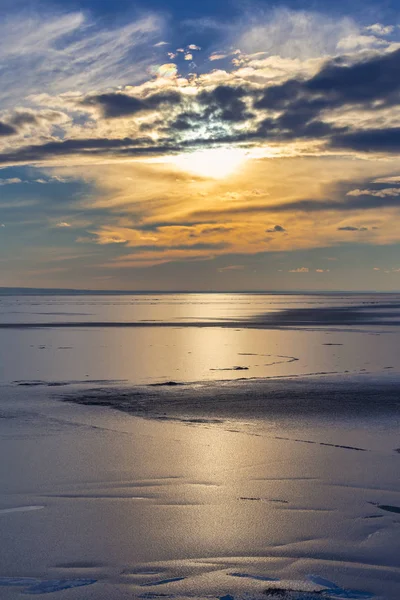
[0,121,17,136]
[198,85,253,122]
[2,154,398,277]
[0,137,178,166]
[373,175,400,184]
[187,192,400,220]
[365,24,394,36]
[24,267,69,276]
[236,8,358,59]
[8,112,40,128]
[289,267,309,272]
[331,128,400,153]
[0,177,22,185]
[83,90,182,119]
[337,34,388,51]
[347,188,400,197]
[2,8,400,285]
[218,264,244,272]
[209,53,230,61]
[266,225,286,232]
[253,48,400,146]
[90,234,128,245]
[0,40,400,168]
[337,226,368,231]
[0,175,66,185]
[0,11,164,108]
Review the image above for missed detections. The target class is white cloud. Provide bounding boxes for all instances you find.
[373,175,400,184]
[347,188,400,197]
[0,176,67,185]
[365,24,394,35]
[55,222,71,228]
[337,34,388,50]
[209,52,230,61]
[0,178,23,186]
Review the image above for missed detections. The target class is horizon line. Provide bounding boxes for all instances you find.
[0,287,399,295]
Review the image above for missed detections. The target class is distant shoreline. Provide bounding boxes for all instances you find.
[1,288,399,296]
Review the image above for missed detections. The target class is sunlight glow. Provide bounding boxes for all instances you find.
[170,148,249,179]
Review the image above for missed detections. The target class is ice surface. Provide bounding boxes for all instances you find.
[0,294,399,600]
[0,578,97,594]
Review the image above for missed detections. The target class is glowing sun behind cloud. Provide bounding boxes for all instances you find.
[167,148,249,179]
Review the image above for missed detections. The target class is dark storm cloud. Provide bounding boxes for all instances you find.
[9,112,39,127]
[306,48,400,105]
[252,48,400,149]
[266,225,286,232]
[0,137,179,164]
[198,85,253,122]
[330,128,400,153]
[168,111,204,132]
[1,111,65,135]
[0,121,17,136]
[170,117,193,131]
[83,90,182,118]
[176,50,400,147]
[255,48,400,114]
[85,93,144,117]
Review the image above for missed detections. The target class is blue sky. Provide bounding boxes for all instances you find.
[1,0,400,290]
[16,0,400,19]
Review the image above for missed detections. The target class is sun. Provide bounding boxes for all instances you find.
[169,147,248,179]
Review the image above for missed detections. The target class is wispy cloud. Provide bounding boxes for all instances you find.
[218,264,245,272]
[0,10,164,108]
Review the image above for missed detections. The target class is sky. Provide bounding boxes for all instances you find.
[1,0,400,290]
